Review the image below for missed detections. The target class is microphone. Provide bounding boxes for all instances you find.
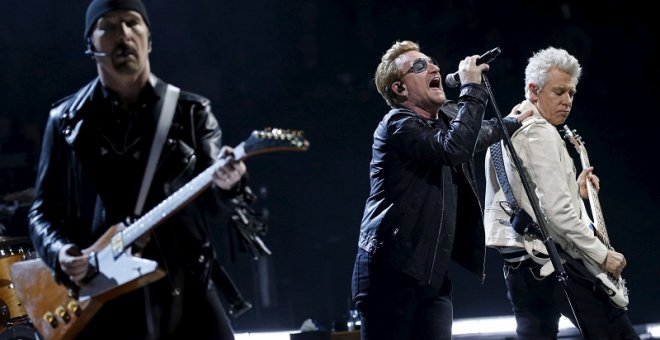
[85,49,108,57]
[84,40,108,57]
[444,47,501,88]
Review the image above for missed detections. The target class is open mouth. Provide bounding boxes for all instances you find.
[429,76,441,89]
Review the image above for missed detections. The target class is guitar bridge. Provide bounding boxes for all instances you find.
[82,251,99,283]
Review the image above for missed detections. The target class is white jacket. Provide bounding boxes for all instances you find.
[483,100,608,275]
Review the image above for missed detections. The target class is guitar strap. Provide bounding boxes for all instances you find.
[490,142,555,274]
[137,83,179,340]
[491,141,546,237]
[490,142,519,212]
[134,83,180,216]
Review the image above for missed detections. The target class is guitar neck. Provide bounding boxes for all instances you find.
[121,143,247,247]
[578,148,611,247]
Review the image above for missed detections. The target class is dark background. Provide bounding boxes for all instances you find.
[1,0,658,333]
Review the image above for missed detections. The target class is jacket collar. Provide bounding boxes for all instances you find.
[518,99,546,122]
[65,74,165,121]
[63,74,167,145]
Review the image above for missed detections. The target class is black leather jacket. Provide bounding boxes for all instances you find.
[357,84,520,286]
[28,75,237,285]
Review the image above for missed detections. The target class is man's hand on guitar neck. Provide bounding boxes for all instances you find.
[58,243,91,284]
[577,166,600,199]
[602,249,627,278]
[213,146,247,191]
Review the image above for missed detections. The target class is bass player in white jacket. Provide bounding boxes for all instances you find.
[483,47,639,340]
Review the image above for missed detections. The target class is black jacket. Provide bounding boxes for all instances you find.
[357,84,520,287]
[28,75,239,291]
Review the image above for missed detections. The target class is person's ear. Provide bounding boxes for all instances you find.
[529,84,539,97]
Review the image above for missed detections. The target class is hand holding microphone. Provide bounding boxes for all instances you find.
[445,47,501,88]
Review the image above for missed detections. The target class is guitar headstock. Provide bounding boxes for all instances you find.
[562,125,584,150]
[242,127,310,158]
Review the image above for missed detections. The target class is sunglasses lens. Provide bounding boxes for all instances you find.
[412,59,427,73]
[404,57,437,76]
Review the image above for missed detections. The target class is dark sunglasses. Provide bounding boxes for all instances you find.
[403,57,438,76]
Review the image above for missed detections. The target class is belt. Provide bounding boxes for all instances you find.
[504,258,543,270]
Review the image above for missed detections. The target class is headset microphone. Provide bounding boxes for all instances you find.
[85,39,108,57]
[84,49,108,57]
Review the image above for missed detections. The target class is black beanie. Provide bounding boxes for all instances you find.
[84,0,151,38]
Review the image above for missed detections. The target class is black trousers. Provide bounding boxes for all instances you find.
[352,248,453,340]
[504,255,639,340]
[76,278,235,340]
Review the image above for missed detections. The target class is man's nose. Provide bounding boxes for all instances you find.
[117,22,131,38]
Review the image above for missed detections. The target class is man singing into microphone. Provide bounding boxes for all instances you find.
[350,40,530,340]
[28,0,250,338]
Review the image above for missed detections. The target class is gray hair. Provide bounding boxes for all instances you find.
[524,47,582,99]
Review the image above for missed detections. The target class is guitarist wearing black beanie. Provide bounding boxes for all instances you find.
[23,0,250,339]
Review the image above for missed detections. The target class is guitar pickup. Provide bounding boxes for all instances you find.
[111,233,125,257]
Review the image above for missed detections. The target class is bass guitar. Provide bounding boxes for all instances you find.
[563,125,629,309]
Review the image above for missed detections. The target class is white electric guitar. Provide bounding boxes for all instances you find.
[563,125,629,309]
[10,128,310,339]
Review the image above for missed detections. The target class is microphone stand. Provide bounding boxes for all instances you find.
[481,73,589,339]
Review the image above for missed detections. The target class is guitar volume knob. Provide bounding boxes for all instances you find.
[43,311,58,328]
[56,305,71,323]
[68,300,81,316]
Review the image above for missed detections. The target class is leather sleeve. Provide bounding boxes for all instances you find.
[476,116,521,152]
[28,104,73,282]
[387,84,490,166]
[178,92,248,208]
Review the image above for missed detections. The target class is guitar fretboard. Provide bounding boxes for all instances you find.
[578,142,611,249]
[120,143,247,249]
[563,126,611,249]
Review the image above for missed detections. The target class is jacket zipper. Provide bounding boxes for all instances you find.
[428,180,445,285]
[463,163,487,283]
